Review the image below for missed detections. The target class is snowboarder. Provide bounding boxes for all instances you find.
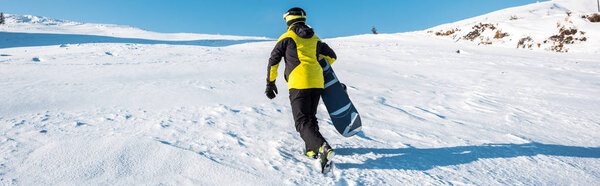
[265,7,337,173]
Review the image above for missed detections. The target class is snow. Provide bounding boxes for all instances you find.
[1,0,600,185]
[12,136,273,185]
[426,0,600,53]
[0,14,269,41]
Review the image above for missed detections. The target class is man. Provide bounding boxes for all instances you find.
[265,7,337,172]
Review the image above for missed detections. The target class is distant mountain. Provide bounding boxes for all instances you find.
[425,0,600,53]
[0,14,269,41]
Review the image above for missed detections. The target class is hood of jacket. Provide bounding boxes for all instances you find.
[289,22,314,39]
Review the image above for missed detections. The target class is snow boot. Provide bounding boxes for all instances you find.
[318,142,335,174]
[305,150,317,159]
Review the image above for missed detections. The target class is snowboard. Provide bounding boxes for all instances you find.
[319,58,362,137]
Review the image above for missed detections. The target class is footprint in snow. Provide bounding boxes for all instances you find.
[75,121,88,127]
[14,120,25,127]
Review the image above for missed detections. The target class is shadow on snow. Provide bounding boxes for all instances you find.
[0,32,271,49]
[335,142,600,170]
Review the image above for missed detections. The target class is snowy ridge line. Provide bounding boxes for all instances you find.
[0,13,271,41]
[0,32,272,49]
[424,0,600,53]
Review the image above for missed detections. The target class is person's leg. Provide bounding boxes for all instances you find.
[289,88,326,154]
[308,88,324,142]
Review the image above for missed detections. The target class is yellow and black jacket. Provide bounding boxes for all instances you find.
[267,22,337,89]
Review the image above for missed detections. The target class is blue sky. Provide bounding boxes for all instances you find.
[1,0,546,38]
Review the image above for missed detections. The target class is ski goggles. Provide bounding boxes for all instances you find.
[283,12,306,21]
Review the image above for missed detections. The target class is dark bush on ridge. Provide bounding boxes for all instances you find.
[584,13,600,22]
[0,13,5,25]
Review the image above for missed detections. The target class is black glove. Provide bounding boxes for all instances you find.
[265,82,278,99]
[341,83,347,91]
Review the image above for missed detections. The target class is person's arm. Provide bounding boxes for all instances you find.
[318,41,337,65]
[265,37,290,99]
[267,38,290,83]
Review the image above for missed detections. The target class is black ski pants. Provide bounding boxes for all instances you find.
[289,88,326,153]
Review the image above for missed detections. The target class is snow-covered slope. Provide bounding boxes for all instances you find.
[1,4,600,185]
[0,14,268,41]
[426,0,600,53]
